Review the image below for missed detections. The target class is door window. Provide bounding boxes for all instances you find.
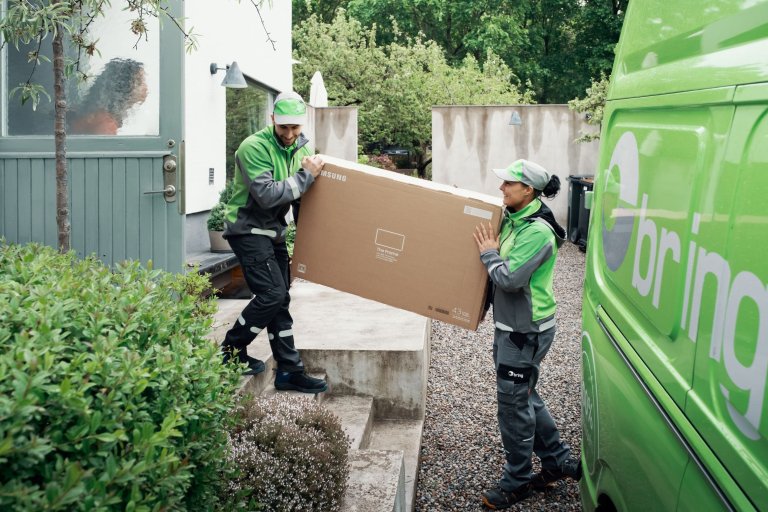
[4,3,159,136]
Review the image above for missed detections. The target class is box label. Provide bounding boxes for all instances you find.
[464,205,493,220]
[451,307,471,323]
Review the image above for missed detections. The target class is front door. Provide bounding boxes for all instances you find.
[0,0,185,272]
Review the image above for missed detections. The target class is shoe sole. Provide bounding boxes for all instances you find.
[532,481,559,491]
[532,473,582,492]
[481,490,531,509]
[243,366,265,376]
[274,383,328,394]
[243,362,266,376]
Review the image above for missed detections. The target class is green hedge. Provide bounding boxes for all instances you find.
[0,242,241,511]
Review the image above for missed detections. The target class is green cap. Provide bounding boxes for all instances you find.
[273,91,307,125]
[492,159,550,190]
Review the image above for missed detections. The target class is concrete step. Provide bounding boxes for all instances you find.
[368,420,424,512]
[343,449,406,512]
[323,395,375,450]
[287,282,431,420]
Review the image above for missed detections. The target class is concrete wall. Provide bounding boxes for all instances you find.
[184,0,293,214]
[432,105,600,226]
[312,106,358,161]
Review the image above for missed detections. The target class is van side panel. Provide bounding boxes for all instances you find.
[581,302,689,511]
[591,92,734,409]
[584,2,768,509]
[610,1,768,100]
[685,99,768,509]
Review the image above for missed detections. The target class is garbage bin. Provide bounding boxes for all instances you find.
[567,175,594,251]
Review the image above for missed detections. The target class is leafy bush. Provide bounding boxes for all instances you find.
[207,180,236,231]
[226,394,350,512]
[568,73,609,143]
[285,222,296,258]
[207,201,229,232]
[0,242,241,511]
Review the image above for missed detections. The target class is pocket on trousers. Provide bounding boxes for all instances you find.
[496,363,533,397]
[241,254,281,294]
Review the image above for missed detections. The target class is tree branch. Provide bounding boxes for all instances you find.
[250,0,277,51]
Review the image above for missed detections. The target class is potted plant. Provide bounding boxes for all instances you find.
[207,180,235,253]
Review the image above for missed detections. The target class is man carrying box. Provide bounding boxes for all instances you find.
[221,91,327,394]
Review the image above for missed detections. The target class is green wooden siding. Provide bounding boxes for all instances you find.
[1,155,183,271]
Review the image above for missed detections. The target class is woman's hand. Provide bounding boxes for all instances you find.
[473,222,499,253]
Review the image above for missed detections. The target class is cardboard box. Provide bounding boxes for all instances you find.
[291,155,503,330]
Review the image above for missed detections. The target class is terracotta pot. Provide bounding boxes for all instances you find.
[208,230,233,253]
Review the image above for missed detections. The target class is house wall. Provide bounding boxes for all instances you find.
[183,0,293,214]
[431,105,600,226]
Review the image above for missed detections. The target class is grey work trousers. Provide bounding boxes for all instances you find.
[222,234,304,373]
[493,326,570,490]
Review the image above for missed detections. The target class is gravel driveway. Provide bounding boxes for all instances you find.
[415,241,585,511]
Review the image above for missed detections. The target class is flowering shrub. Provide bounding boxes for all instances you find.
[364,154,397,171]
[0,242,241,511]
[227,394,350,511]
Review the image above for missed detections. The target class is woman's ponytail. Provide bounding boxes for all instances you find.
[540,175,561,199]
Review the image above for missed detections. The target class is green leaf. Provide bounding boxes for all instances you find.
[94,433,117,443]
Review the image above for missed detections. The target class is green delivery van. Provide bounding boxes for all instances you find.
[581,1,768,511]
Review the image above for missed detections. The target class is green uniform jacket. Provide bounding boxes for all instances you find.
[223,126,314,241]
[480,198,566,333]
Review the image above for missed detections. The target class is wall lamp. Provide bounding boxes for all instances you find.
[210,61,247,88]
[509,111,522,126]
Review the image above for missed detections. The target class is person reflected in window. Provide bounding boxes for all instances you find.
[70,58,148,135]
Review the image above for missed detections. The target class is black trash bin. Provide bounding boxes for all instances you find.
[567,175,594,251]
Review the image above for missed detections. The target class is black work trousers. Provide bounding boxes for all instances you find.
[222,234,304,373]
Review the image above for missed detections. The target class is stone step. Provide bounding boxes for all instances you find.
[343,449,406,512]
[323,395,375,450]
[368,420,425,512]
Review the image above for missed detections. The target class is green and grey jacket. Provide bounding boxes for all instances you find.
[223,126,314,242]
[480,198,566,333]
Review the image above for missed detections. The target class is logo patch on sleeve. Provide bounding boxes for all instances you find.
[497,364,532,384]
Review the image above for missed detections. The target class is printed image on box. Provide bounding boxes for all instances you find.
[375,229,405,251]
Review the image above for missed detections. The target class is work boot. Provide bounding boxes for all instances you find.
[531,457,582,490]
[274,370,328,393]
[481,483,532,510]
[222,345,265,376]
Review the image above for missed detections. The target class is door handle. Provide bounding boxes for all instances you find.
[144,185,177,199]
[144,154,178,203]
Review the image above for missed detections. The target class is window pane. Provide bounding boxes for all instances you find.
[226,84,270,179]
[6,4,159,136]
[7,37,60,135]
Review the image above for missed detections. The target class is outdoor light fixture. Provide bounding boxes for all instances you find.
[209,61,247,88]
[509,111,522,126]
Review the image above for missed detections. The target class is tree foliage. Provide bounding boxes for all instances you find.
[293,0,627,104]
[293,10,533,176]
[568,73,609,143]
